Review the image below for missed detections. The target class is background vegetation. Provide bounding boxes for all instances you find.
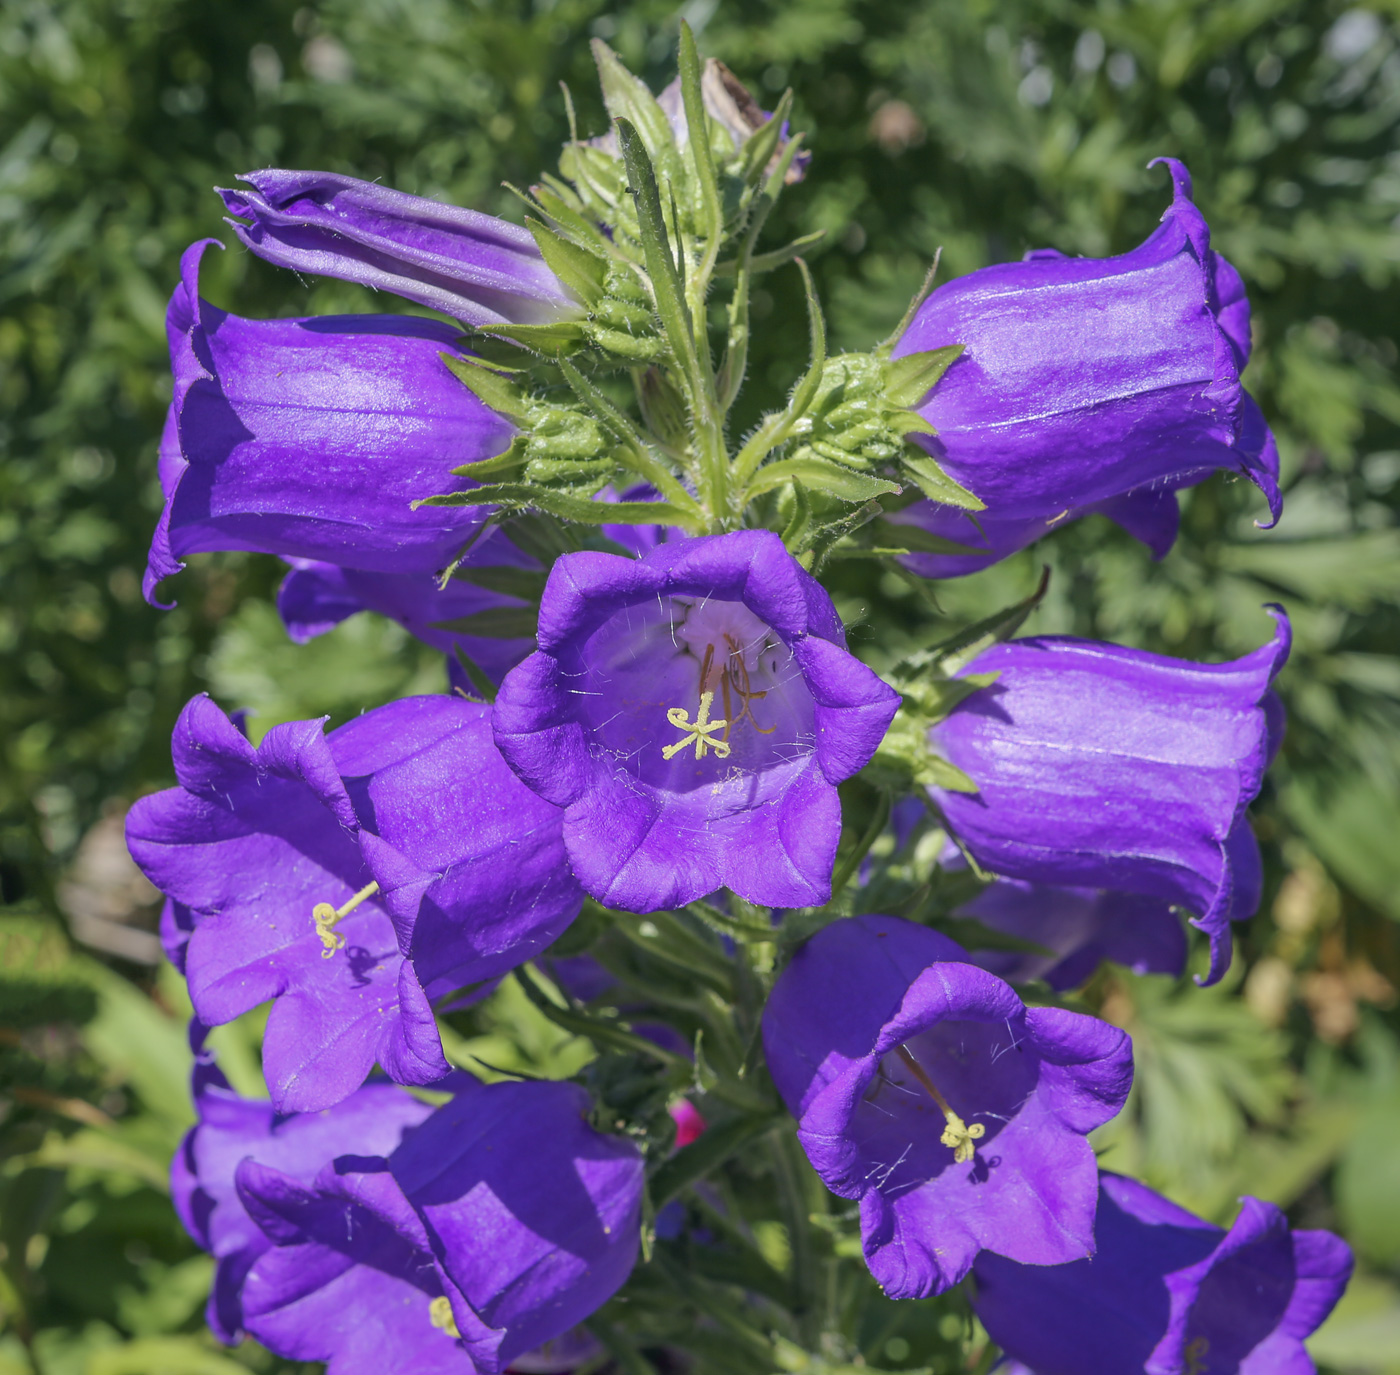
[3,0,1400,1370]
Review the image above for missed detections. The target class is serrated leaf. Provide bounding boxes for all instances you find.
[433,606,539,639]
[441,354,531,423]
[902,450,985,510]
[526,217,605,306]
[746,455,900,503]
[885,344,965,408]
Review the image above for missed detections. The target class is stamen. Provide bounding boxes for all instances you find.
[1184,1337,1210,1375]
[895,1044,986,1164]
[311,880,380,959]
[721,633,775,740]
[429,1295,461,1338]
[662,691,731,761]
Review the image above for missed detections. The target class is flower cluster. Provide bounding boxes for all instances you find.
[128,33,1350,1375]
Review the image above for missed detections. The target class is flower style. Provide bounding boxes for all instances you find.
[973,1173,1353,1375]
[388,1079,644,1374]
[145,239,515,606]
[762,915,1133,1299]
[894,159,1281,536]
[929,610,1288,984]
[491,530,900,911]
[126,693,580,1111]
[170,1036,433,1345]
[959,880,1188,991]
[220,170,578,326]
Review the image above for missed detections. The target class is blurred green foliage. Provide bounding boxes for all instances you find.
[4,0,1400,1370]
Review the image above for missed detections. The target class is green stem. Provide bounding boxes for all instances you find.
[769,1129,820,1345]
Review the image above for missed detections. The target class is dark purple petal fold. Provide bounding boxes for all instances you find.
[762,915,1133,1298]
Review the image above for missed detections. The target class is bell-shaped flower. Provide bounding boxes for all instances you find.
[145,239,515,606]
[389,1079,644,1375]
[973,1173,1353,1375]
[762,915,1133,1299]
[170,1035,433,1345]
[219,170,578,327]
[126,693,580,1111]
[894,160,1280,535]
[959,879,1188,991]
[929,611,1287,985]
[491,531,900,911]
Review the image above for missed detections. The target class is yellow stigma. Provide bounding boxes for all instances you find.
[1184,1337,1210,1375]
[895,1044,986,1165]
[662,690,731,761]
[429,1295,461,1338]
[311,880,380,959]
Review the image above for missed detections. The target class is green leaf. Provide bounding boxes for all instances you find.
[418,482,682,529]
[451,434,527,480]
[526,216,605,306]
[920,566,1051,675]
[885,344,965,408]
[901,451,985,510]
[678,22,722,248]
[746,455,899,503]
[432,605,538,639]
[450,564,547,601]
[921,752,979,793]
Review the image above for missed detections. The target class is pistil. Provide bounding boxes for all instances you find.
[895,1044,986,1164]
[428,1295,461,1338]
[311,880,381,958]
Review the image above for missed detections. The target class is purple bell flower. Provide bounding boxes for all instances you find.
[894,159,1281,534]
[170,1037,433,1345]
[929,611,1288,985]
[145,239,515,606]
[389,1079,644,1375]
[219,170,577,327]
[973,1173,1353,1375]
[960,879,1188,991]
[126,694,580,1111]
[491,531,900,911]
[762,915,1133,1299]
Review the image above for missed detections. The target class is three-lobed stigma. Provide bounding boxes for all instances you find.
[429,1295,461,1339]
[1184,1337,1211,1374]
[311,880,381,958]
[661,638,775,763]
[895,1044,986,1165]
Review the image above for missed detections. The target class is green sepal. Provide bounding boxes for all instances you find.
[450,435,526,481]
[432,605,539,639]
[440,353,530,423]
[746,455,899,504]
[714,229,827,277]
[901,669,1000,720]
[865,516,979,557]
[885,344,965,409]
[417,482,685,528]
[526,216,606,306]
[585,325,669,363]
[738,88,792,187]
[920,566,1050,675]
[591,39,674,156]
[902,450,986,511]
[921,753,979,793]
[448,645,498,703]
[449,564,549,602]
[511,179,613,256]
[477,319,589,357]
[896,410,939,437]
